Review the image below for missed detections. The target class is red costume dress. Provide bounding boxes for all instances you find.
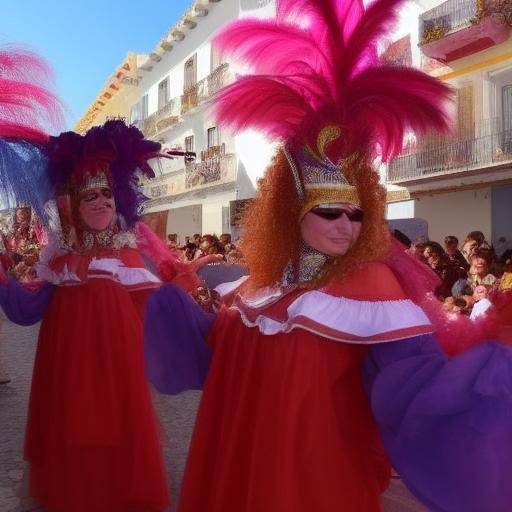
[177,262,433,512]
[25,245,170,512]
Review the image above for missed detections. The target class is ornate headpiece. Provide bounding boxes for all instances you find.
[285,125,361,218]
[78,171,111,192]
[213,0,453,214]
[44,119,161,228]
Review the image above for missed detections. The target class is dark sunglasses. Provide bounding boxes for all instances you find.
[311,207,364,222]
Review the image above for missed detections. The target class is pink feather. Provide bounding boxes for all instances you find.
[0,46,64,143]
[212,0,453,159]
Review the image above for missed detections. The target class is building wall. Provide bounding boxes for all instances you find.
[414,188,493,243]
[491,183,512,246]
[146,187,235,236]
[166,204,202,243]
[138,0,239,116]
[387,200,415,220]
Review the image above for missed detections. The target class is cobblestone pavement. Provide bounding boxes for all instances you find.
[0,319,427,512]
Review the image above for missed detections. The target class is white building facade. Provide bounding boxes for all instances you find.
[131,0,276,243]
[386,0,512,246]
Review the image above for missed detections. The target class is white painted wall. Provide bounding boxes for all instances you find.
[235,131,276,189]
[414,188,492,243]
[166,204,202,243]
[137,0,239,115]
[387,200,415,219]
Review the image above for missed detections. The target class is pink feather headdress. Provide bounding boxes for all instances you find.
[213,0,453,212]
[0,46,63,144]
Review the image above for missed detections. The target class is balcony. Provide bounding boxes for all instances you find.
[142,97,182,138]
[181,63,231,115]
[420,0,510,63]
[185,153,236,189]
[142,153,237,202]
[143,170,186,200]
[388,118,512,183]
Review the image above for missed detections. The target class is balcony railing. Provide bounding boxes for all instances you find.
[181,63,230,115]
[419,0,510,61]
[141,97,182,138]
[143,153,237,201]
[185,153,236,189]
[420,0,477,41]
[388,119,512,182]
[137,64,232,138]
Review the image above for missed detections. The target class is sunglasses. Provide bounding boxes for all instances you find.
[311,207,364,222]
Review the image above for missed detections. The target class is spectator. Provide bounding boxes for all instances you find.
[219,233,232,247]
[223,242,236,254]
[468,250,496,289]
[167,233,178,250]
[182,242,199,262]
[499,259,512,291]
[461,238,479,263]
[444,235,469,276]
[192,233,201,248]
[425,244,459,300]
[226,248,245,265]
[407,238,428,262]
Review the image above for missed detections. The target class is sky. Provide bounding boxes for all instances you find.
[1,0,192,129]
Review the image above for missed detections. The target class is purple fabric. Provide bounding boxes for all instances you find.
[363,334,512,512]
[144,284,214,395]
[0,278,54,325]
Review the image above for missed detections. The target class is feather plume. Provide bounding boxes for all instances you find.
[213,0,453,161]
[0,45,64,220]
[0,45,64,143]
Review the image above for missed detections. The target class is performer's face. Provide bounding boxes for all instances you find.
[78,187,116,231]
[15,209,30,225]
[300,203,362,256]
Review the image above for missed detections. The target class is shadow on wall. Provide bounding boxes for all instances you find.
[235,160,257,200]
[388,218,428,243]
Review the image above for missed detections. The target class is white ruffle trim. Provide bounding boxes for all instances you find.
[237,290,433,343]
[36,257,160,287]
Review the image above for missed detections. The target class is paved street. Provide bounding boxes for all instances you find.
[0,319,427,512]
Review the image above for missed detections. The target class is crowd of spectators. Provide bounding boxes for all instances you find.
[405,231,512,319]
[167,232,245,265]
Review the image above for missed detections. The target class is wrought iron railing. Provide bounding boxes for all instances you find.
[388,123,512,182]
[420,0,478,42]
[138,64,231,137]
[185,153,236,189]
[143,153,237,200]
[142,97,182,137]
[240,0,275,8]
[181,63,230,115]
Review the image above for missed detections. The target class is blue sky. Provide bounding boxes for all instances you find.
[2,0,191,129]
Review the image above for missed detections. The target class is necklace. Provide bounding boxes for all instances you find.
[282,241,329,286]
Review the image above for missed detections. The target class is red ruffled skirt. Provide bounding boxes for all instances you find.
[178,309,390,512]
[25,279,170,512]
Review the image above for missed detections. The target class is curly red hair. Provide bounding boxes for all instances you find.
[240,149,390,290]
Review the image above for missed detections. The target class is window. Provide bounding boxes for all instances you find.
[158,78,169,109]
[184,54,197,91]
[130,103,141,124]
[185,135,194,153]
[207,127,218,149]
[210,42,221,72]
[456,85,474,141]
[141,94,149,120]
[502,84,512,152]
[502,85,512,131]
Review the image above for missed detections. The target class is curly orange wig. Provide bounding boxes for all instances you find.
[240,149,390,290]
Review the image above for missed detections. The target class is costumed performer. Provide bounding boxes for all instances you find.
[144,0,512,511]
[0,46,206,512]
